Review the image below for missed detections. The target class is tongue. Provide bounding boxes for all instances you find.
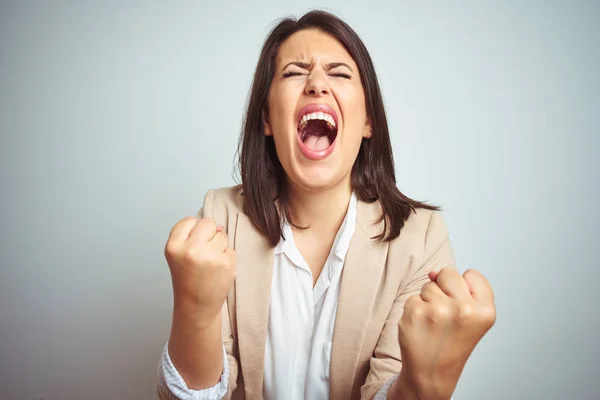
[304,134,331,151]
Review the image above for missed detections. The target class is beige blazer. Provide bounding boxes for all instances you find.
[160,186,455,400]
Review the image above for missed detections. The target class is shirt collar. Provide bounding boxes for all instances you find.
[332,192,357,261]
[274,216,297,257]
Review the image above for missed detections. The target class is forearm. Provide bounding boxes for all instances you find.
[168,296,224,390]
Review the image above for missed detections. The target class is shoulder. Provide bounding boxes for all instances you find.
[387,207,451,257]
[202,185,244,212]
[379,208,455,293]
[197,185,244,236]
[402,208,449,240]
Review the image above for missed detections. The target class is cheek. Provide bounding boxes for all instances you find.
[269,85,300,128]
[343,105,367,139]
[267,90,295,162]
[337,86,367,128]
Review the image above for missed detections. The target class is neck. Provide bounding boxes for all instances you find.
[286,179,352,233]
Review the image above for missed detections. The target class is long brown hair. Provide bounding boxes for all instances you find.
[237,10,438,247]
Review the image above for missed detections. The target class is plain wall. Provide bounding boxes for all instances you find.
[1,1,598,399]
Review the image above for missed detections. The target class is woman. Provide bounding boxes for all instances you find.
[158,10,495,400]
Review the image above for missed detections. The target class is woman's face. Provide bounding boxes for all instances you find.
[265,29,371,193]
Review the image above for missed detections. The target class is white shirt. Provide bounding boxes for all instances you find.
[158,193,398,399]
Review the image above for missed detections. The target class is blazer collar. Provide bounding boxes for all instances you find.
[329,199,389,399]
[233,211,274,400]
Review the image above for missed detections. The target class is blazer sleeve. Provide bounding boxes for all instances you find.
[222,299,239,398]
[157,190,241,399]
[360,211,456,399]
[202,190,241,398]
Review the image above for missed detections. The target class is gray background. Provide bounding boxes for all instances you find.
[1,1,598,399]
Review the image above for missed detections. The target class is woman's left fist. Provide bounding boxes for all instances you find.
[397,268,496,399]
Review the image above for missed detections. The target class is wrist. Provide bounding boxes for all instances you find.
[173,294,223,330]
[390,370,450,400]
[389,371,420,400]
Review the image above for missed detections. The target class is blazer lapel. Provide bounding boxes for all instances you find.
[329,200,389,400]
[233,212,274,400]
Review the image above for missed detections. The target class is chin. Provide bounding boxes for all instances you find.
[286,161,349,193]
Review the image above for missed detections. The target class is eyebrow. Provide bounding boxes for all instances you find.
[281,61,354,72]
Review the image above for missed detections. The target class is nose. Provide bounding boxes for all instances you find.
[305,72,330,97]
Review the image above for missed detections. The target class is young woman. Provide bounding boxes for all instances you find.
[158,10,496,400]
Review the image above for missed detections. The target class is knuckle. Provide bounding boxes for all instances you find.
[414,308,426,320]
[182,247,202,265]
[410,303,426,319]
[410,306,425,318]
[481,306,497,325]
[404,295,418,309]
[429,304,451,323]
[455,304,474,323]
[164,241,178,258]
[437,303,451,316]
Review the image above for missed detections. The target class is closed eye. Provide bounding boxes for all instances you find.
[329,72,352,79]
[282,71,306,78]
[283,71,351,79]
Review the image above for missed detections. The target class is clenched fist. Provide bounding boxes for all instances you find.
[164,217,236,324]
[397,268,496,399]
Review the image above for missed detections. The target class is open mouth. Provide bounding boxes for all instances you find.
[296,106,338,159]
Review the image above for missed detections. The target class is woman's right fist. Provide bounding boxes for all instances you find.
[164,217,236,323]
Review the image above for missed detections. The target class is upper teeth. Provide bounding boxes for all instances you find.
[300,112,336,127]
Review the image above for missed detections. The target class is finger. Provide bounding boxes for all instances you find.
[168,216,199,243]
[428,270,440,281]
[420,281,445,302]
[463,269,495,303]
[403,294,425,314]
[188,218,219,243]
[209,231,229,253]
[401,294,425,324]
[435,268,470,299]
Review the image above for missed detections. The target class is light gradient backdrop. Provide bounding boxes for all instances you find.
[1,1,598,399]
